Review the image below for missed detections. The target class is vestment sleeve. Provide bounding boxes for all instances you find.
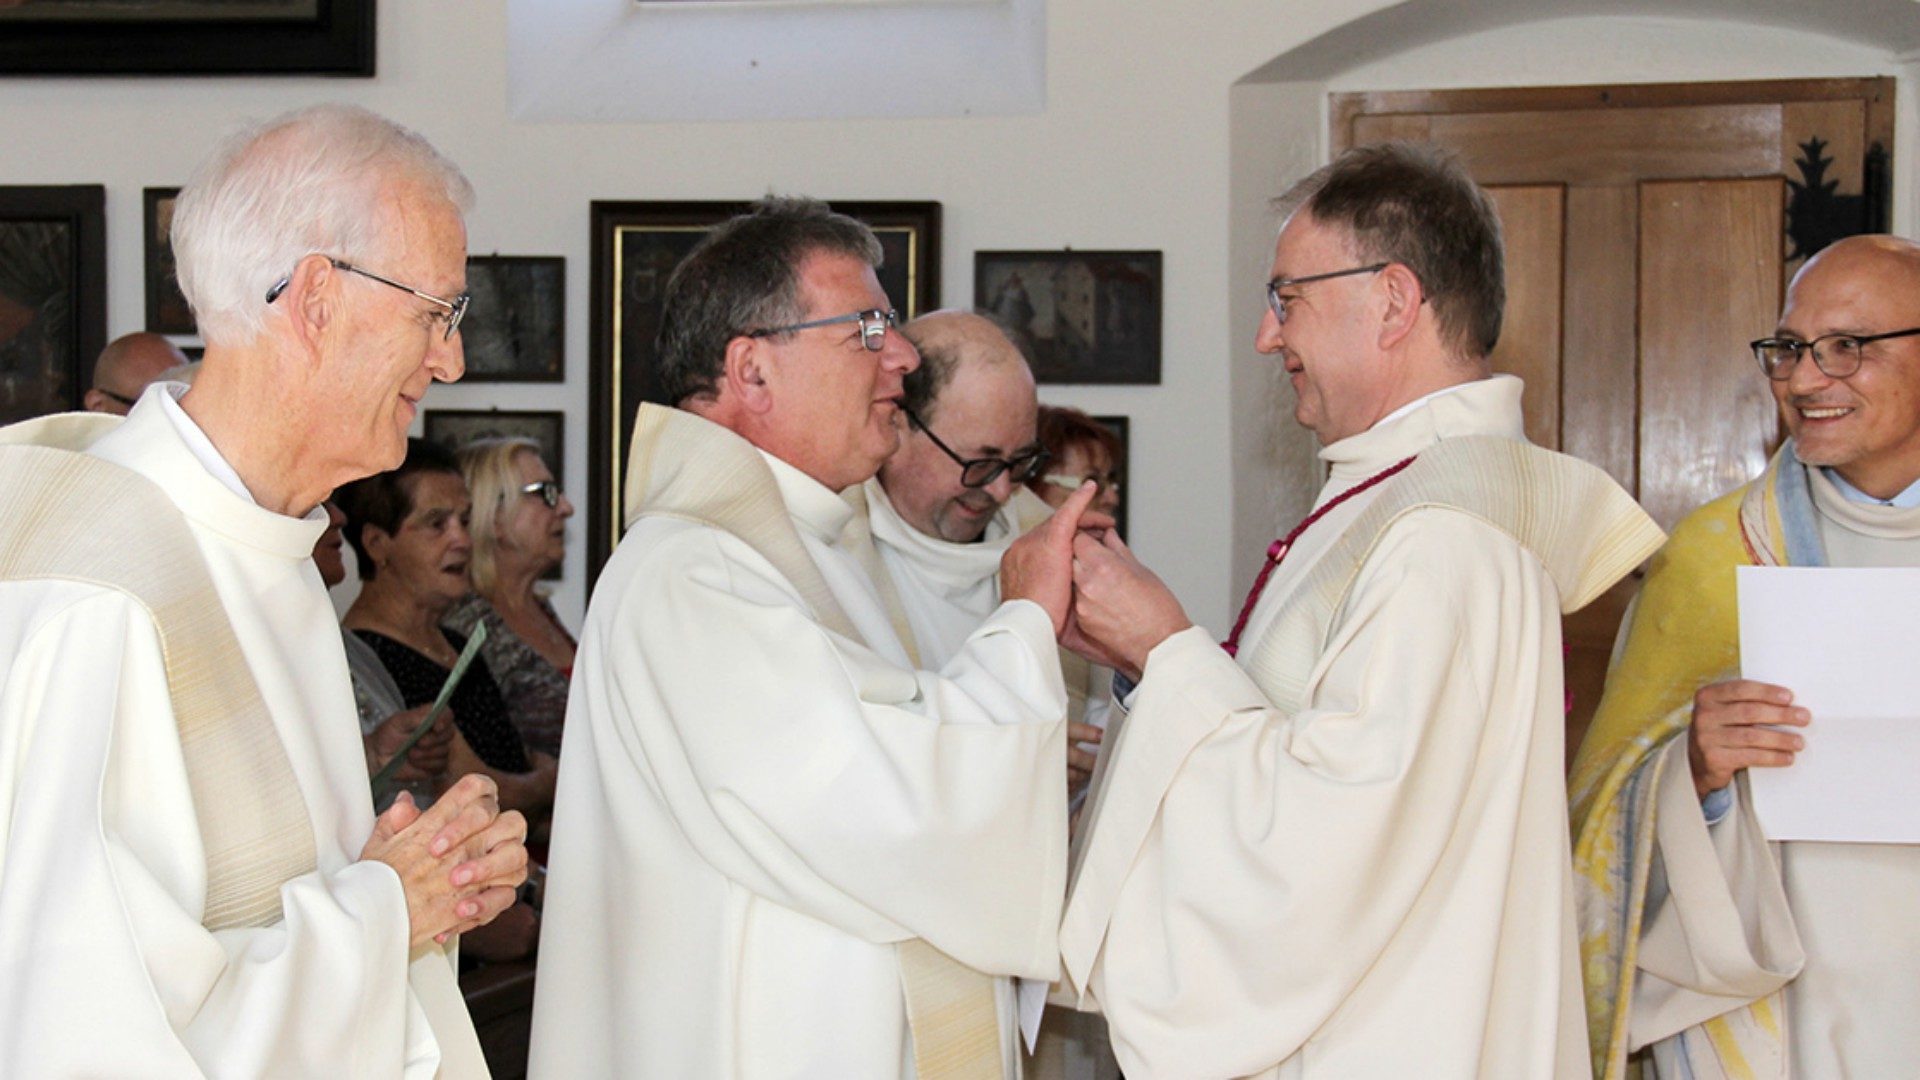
[575,525,1068,978]
[1628,738,1803,1050]
[0,585,426,1078]
[1059,512,1559,1077]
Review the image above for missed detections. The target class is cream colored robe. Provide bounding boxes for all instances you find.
[0,387,481,1077]
[1061,376,1648,1079]
[1634,464,1920,1077]
[860,478,1120,1080]
[529,416,1068,1079]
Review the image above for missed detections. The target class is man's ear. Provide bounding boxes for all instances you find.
[722,334,776,415]
[1376,263,1425,351]
[284,254,338,368]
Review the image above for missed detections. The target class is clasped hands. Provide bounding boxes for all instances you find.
[1001,481,1192,683]
[358,772,530,950]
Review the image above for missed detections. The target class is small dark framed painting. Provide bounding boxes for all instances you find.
[460,256,565,383]
[423,408,566,490]
[587,199,941,584]
[143,187,195,335]
[0,185,106,425]
[1092,414,1130,539]
[0,0,375,76]
[975,250,1162,385]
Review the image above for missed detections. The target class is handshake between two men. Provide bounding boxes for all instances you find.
[999,480,1194,694]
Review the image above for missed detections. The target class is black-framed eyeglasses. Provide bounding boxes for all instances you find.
[266,257,470,341]
[902,405,1050,489]
[94,387,139,409]
[1750,327,1920,381]
[746,308,899,353]
[1265,263,1389,325]
[519,480,564,508]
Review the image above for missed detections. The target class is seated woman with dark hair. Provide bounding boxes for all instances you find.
[334,438,557,819]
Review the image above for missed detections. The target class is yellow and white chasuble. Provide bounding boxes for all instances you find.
[1060,376,1662,1078]
[529,406,1069,1079]
[0,386,482,1077]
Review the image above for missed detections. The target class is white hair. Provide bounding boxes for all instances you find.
[171,103,475,346]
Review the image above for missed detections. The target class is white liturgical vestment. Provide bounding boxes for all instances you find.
[1633,465,1920,1078]
[530,408,1069,1079]
[0,385,482,1077]
[1060,376,1661,1079]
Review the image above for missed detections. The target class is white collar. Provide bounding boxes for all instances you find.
[152,381,255,503]
[862,476,1014,590]
[1822,467,1920,509]
[759,450,857,545]
[1318,374,1528,484]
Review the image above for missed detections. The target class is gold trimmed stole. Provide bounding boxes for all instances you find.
[0,433,316,932]
[624,404,1007,1080]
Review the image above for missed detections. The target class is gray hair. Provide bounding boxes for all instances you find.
[171,103,475,346]
[655,196,884,406]
[1276,141,1504,360]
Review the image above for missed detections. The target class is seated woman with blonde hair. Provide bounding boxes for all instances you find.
[335,438,557,818]
[445,437,576,759]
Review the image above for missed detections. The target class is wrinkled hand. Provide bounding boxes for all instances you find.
[1688,679,1808,799]
[1070,529,1191,681]
[358,773,531,949]
[1066,722,1103,795]
[1001,481,1101,637]
[368,705,455,783]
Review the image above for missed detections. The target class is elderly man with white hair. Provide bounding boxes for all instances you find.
[0,105,527,1077]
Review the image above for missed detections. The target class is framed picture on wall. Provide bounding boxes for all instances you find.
[975,250,1162,385]
[423,408,566,491]
[460,255,565,383]
[143,187,195,336]
[587,199,941,585]
[0,0,375,76]
[0,185,105,426]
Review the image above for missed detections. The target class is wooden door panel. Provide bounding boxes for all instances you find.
[1352,114,1433,145]
[1638,178,1783,530]
[1425,104,1783,185]
[1560,184,1640,493]
[1485,184,1566,450]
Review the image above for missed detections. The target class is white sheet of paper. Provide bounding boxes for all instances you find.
[1738,566,1920,843]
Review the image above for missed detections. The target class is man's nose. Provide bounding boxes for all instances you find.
[1255,307,1285,355]
[429,329,465,384]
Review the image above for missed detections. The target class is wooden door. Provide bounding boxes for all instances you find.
[1330,79,1894,763]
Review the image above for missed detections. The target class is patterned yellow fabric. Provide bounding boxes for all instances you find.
[625,403,1007,1080]
[1569,446,1800,1079]
[0,441,316,932]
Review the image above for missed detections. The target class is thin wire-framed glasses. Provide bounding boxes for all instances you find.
[1266,263,1388,325]
[519,480,563,508]
[746,308,900,353]
[1750,328,1920,381]
[266,257,470,341]
[902,405,1051,489]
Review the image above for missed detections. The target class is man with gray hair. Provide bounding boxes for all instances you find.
[533,198,1087,1078]
[1053,142,1662,1076]
[0,104,525,1076]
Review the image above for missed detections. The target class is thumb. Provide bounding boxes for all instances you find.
[373,790,421,840]
[1049,481,1100,543]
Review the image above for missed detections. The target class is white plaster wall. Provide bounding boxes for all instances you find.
[1229,11,1920,600]
[2,0,1910,635]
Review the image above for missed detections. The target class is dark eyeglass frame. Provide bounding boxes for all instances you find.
[94,387,140,409]
[1749,327,1920,381]
[1265,263,1389,325]
[519,479,564,508]
[902,404,1051,489]
[266,256,470,341]
[746,308,900,353]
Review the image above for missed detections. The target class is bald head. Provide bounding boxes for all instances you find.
[86,332,189,415]
[1772,233,1920,498]
[881,310,1041,542]
[899,310,1032,424]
